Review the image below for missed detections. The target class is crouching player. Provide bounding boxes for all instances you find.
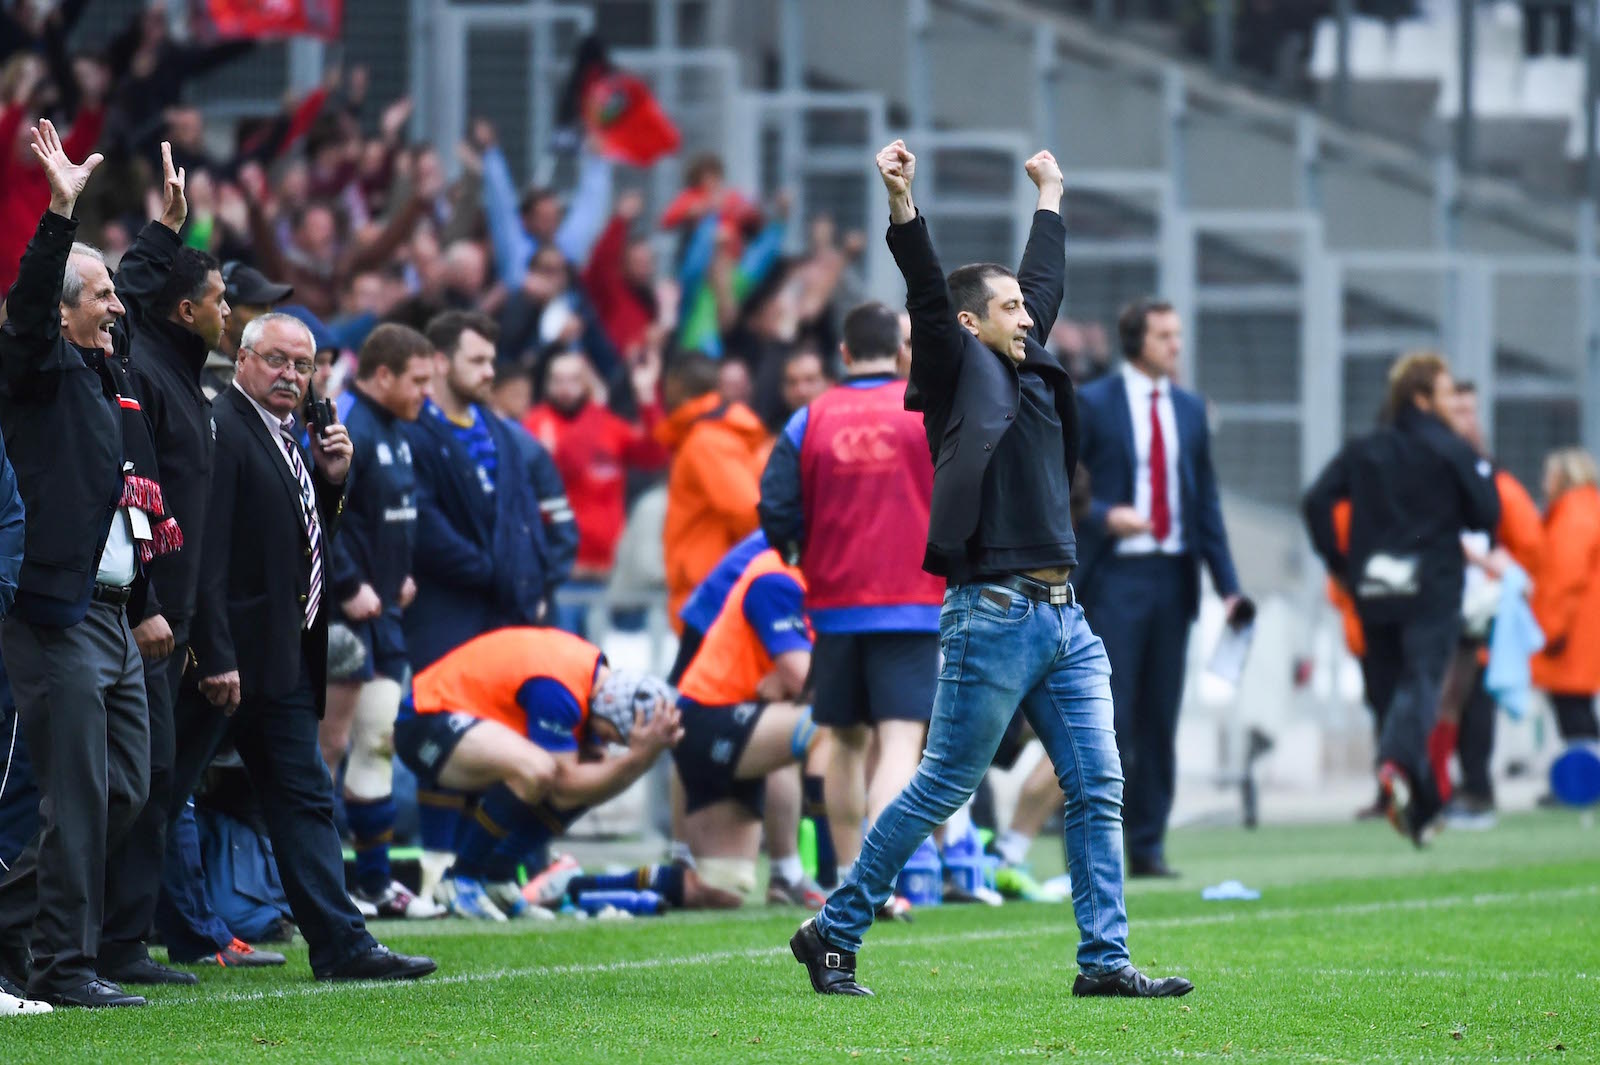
[674,546,830,906]
[396,627,702,919]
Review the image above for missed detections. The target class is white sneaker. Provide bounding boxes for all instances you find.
[0,989,51,1016]
[356,880,448,920]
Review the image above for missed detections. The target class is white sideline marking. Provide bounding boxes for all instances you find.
[159,882,1598,1009]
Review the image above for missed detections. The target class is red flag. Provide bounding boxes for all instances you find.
[581,71,680,167]
[202,0,343,41]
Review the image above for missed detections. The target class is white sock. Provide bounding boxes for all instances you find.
[669,840,696,869]
[996,830,1032,867]
[836,864,853,886]
[773,853,805,884]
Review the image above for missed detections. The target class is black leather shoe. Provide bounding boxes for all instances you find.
[318,944,437,982]
[102,956,199,986]
[789,918,873,996]
[1072,964,1193,998]
[0,940,29,988]
[1127,857,1181,879]
[38,978,146,1008]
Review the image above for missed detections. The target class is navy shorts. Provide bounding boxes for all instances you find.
[393,708,481,787]
[810,631,938,728]
[671,698,767,818]
[347,610,409,683]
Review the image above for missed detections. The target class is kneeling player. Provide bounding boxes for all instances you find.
[674,546,829,906]
[396,627,691,919]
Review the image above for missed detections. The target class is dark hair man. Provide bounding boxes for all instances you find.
[1303,351,1501,844]
[1073,297,1243,878]
[317,324,442,920]
[201,261,293,399]
[788,140,1191,1001]
[99,151,236,989]
[759,301,941,897]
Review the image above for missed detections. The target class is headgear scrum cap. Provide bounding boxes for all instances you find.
[590,670,674,743]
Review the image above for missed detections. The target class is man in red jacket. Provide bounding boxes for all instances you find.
[581,190,658,358]
[523,349,667,631]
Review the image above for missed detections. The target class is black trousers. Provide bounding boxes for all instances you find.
[1084,554,1192,863]
[0,604,149,994]
[1456,660,1497,803]
[169,651,375,976]
[1361,607,1460,816]
[1551,693,1600,742]
[100,622,189,968]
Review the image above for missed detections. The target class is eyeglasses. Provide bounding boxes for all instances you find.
[243,346,315,376]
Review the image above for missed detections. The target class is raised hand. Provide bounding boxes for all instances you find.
[159,140,188,233]
[32,119,103,218]
[876,139,916,223]
[1024,149,1064,214]
[1024,149,1063,191]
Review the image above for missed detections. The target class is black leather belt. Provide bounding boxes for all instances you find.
[979,572,1076,607]
[91,582,133,607]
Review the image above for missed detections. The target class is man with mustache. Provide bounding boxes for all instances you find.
[174,311,436,983]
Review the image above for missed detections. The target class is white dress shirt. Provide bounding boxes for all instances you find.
[95,509,137,588]
[1117,361,1186,556]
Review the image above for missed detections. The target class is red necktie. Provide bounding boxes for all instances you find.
[1149,389,1171,542]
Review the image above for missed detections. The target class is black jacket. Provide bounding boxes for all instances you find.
[891,210,1074,579]
[190,386,346,716]
[125,225,214,631]
[0,211,168,626]
[330,386,416,609]
[1302,404,1501,624]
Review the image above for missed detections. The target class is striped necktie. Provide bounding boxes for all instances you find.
[280,425,323,628]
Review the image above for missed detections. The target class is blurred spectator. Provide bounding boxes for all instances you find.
[582,188,657,358]
[1530,447,1600,745]
[480,118,612,286]
[1050,317,1112,386]
[1,49,105,296]
[776,347,832,426]
[489,363,533,424]
[656,353,770,630]
[103,4,255,161]
[523,350,667,593]
[498,242,624,403]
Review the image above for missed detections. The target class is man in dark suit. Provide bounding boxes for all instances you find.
[1075,298,1242,878]
[790,140,1190,1001]
[173,312,434,983]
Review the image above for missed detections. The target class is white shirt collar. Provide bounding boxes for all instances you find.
[234,379,297,437]
[1122,360,1170,399]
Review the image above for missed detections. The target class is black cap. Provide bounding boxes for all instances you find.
[222,262,294,307]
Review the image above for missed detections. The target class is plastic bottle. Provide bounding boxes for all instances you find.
[573,889,665,916]
[896,838,942,907]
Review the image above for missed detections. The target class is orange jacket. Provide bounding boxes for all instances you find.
[1326,500,1366,658]
[1493,469,1545,575]
[656,393,772,630]
[1531,484,1600,696]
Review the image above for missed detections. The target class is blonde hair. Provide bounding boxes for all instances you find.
[1544,447,1599,497]
[1382,350,1450,424]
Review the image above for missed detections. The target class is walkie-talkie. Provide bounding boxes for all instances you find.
[305,379,336,439]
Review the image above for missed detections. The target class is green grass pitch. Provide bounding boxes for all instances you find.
[6,810,1596,1063]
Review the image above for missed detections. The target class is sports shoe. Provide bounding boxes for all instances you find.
[0,972,49,1016]
[197,939,287,968]
[434,875,508,921]
[485,880,553,919]
[521,853,583,908]
[995,865,1056,902]
[767,874,827,909]
[1442,796,1497,832]
[356,880,447,920]
[1378,761,1423,847]
[875,895,913,922]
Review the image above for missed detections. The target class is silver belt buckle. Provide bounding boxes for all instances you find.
[1048,583,1072,606]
